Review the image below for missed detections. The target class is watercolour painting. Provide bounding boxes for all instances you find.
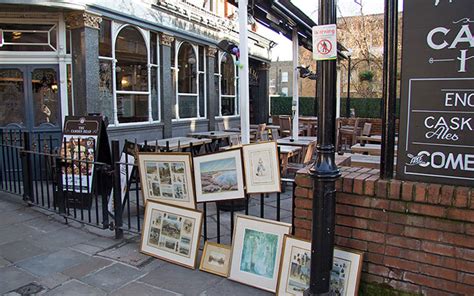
[242,142,281,193]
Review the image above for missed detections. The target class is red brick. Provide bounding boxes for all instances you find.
[368,263,390,277]
[427,183,442,204]
[353,173,370,195]
[294,228,310,240]
[440,185,454,206]
[421,241,456,257]
[389,200,407,213]
[376,179,389,198]
[454,187,469,208]
[424,217,464,233]
[415,183,427,202]
[295,187,309,199]
[370,198,390,210]
[386,223,405,235]
[352,229,385,244]
[421,287,457,296]
[356,167,372,173]
[335,236,368,251]
[294,208,312,220]
[335,225,352,237]
[447,208,474,223]
[367,220,388,232]
[365,175,379,196]
[455,282,474,295]
[408,203,446,218]
[404,226,443,242]
[361,273,384,284]
[335,204,353,216]
[384,256,419,271]
[343,173,359,193]
[335,178,342,191]
[337,193,371,207]
[370,209,389,221]
[385,245,403,257]
[459,272,474,285]
[367,242,385,254]
[295,198,312,210]
[389,180,401,200]
[455,247,474,262]
[404,272,457,292]
[353,207,371,219]
[466,223,474,236]
[387,269,404,280]
[365,252,384,264]
[295,174,312,188]
[443,232,473,248]
[336,215,368,229]
[401,181,415,201]
[386,235,421,250]
[456,259,474,273]
[388,279,421,294]
[294,218,312,230]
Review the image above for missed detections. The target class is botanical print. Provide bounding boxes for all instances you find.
[285,247,311,294]
[147,209,195,258]
[61,135,97,193]
[200,157,238,194]
[330,257,351,296]
[240,229,278,279]
[249,150,274,185]
[145,160,190,202]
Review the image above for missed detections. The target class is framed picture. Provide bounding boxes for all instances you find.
[242,141,281,193]
[229,214,292,292]
[193,149,245,203]
[276,236,363,296]
[199,241,232,277]
[140,200,202,269]
[138,152,195,209]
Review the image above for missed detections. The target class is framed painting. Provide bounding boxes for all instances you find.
[138,152,195,209]
[199,241,232,277]
[229,214,291,292]
[140,200,202,269]
[276,236,363,296]
[193,149,245,203]
[242,141,281,193]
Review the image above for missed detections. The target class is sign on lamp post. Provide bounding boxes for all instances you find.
[312,24,337,61]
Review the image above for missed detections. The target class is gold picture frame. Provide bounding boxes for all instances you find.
[276,235,364,296]
[229,214,292,292]
[138,152,196,209]
[140,200,203,269]
[242,141,281,194]
[199,241,232,277]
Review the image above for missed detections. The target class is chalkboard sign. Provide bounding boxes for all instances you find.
[397,0,474,185]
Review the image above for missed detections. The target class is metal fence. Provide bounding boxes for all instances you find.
[1,130,297,244]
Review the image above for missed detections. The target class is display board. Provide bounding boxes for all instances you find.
[397,0,474,185]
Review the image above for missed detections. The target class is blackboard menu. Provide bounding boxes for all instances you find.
[397,0,474,186]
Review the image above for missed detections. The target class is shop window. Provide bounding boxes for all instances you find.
[0,23,58,52]
[32,68,59,127]
[99,19,112,57]
[150,32,160,121]
[220,53,238,116]
[0,69,25,126]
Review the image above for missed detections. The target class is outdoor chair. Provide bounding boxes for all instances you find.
[285,141,317,177]
[229,134,241,147]
[217,121,225,131]
[337,118,360,152]
[361,122,372,137]
[269,128,280,140]
[271,115,280,126]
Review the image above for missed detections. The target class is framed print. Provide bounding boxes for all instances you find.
[138,152,195,209]
[140,201,202,269]
[193,149,245,203]
[242,141,281,193]
[276,236,363,296]
[199,241,232,277]
[229,214,291,292]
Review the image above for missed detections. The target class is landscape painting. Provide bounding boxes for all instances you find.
[194,150,245,202]
[199,242,232,277]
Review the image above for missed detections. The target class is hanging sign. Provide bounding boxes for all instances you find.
[397,0,474,186]
[312,24,337,61]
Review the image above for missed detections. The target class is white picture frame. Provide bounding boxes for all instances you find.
[193,149,245,203]
[242,141,281,194]
[229,214,292,292]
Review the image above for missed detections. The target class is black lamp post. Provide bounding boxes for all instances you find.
[304,0,340,295]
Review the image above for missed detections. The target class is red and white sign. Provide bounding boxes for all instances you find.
[312,24,337,60]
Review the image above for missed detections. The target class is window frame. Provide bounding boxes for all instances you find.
[217,52,239,118]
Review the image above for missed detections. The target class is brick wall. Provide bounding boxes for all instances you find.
[294,166,474,295]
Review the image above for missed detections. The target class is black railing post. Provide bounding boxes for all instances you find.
[380,0,398,179]
[55,156,66,214]
[304,0,341,295]
[20,132,34,203]
[112,140,124,239]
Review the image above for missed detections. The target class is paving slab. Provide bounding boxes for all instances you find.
[23,216,68,234]
[37,272,71,290]
[44,279,106,296]
[110,281,181,296]
[0,256,10,267]
[0,199,23,213]
[140,262,223,296]
[200,278,273,296]
[0,208,43,226]
[0,266,38,295]
[16,248,89,277]
[62,256,113,279]
[81,263,144,292]
[0,223,41,246]
[96,242,151,267]
[0,240,48,263]
[25,227,98,251]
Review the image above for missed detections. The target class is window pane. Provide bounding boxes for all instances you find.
[32,68,59,126]
[199,46,204,72]
[172,69,177,119]
[99,60,114,122]
[151,67,159,121]
[150,32,157,65]
[221,53,235,95]
[117,94,149,123]
[177,42,197,93]
[178,95,197,118]
[115,26,148,91]
[0,23,57,52]
[199,73,205,118]
[99,19,112,57]
[66,29,71,54]
[221,96,235,116]
[49,26,57,50]
[0,69,25,126]
[67,64,74,115]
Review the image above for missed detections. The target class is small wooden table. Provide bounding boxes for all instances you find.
[358,135,399,145]
[188,131,241,151]
[139,137,212,152]
[278,145,302,176]
[351,143,398,156]
[277,136,317,147]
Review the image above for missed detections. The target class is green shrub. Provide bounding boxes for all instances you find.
[270,96,318,116]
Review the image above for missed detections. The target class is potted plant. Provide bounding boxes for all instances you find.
[359,70,374,82]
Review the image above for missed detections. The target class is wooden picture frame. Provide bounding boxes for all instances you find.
[276,236,364,296]
[140,200,202,269]
[199,241,232,277]
[193,149,245,203]
[242,141,281,194]
[138,152,195,209]
[229,214,292,292]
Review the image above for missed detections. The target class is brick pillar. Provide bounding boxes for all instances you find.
[160,33,174,138]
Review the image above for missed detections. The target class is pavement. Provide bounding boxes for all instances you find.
[0,192,274,296]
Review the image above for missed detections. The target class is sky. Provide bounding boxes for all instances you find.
[264,0,404,61]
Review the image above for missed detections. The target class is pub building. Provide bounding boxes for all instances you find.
[0,0,273,143]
